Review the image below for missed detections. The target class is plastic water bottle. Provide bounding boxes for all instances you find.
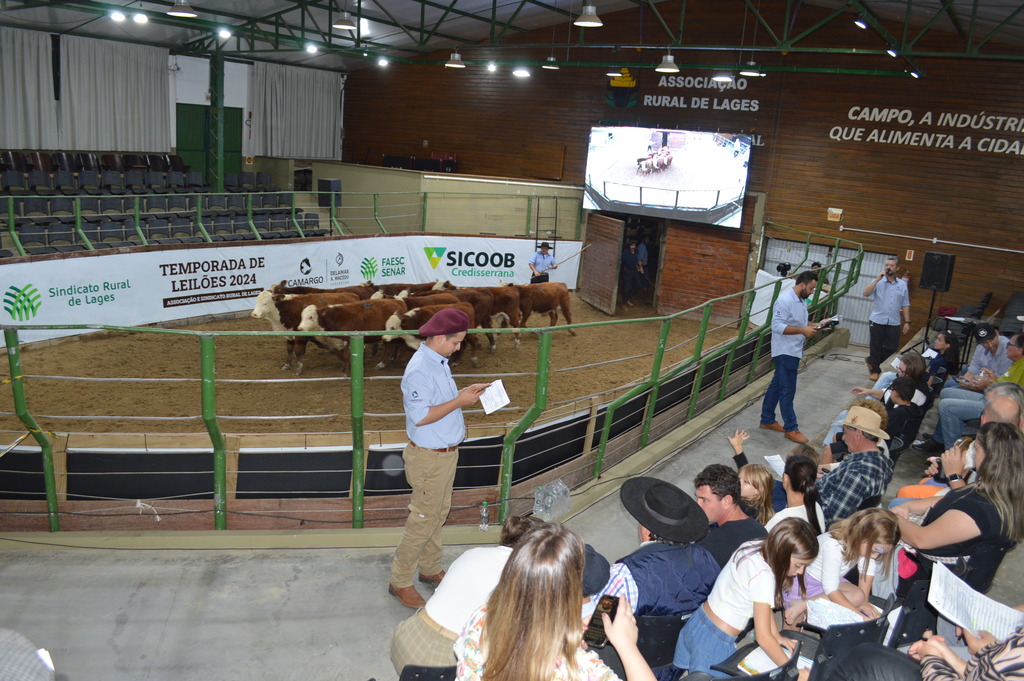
[479,501,489,531]
[543,492,555,521]
[533,486,545,517]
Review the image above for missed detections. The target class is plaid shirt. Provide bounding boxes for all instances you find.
[818,449,893,525]
[582,561,640,618]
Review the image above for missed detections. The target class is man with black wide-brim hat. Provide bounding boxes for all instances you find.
[587,477,721,619]
[528,241,557,283]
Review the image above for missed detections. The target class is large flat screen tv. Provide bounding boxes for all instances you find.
[583,126,753,228]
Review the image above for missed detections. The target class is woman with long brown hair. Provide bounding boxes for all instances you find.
[454,524,655,681]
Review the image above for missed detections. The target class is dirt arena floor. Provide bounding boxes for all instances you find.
[0,292,738,437]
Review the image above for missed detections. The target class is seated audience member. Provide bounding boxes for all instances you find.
[692,464,768,567]
[820,398,889,466]
[823,621,1024,681]
[817,406,894,526]
[883,376,927,444]
[893,393,1023,503]
[390,514,544,673]
[589,477,719,617]
[929,335,1024,450]
[454,524,658,681]
[924,331,961,388]
[863,351,930,400]
[738,464,776,526]
[894,421,1024,594]
[917,325,1015,451]
[726,429,819,512]
[765,455,824,536]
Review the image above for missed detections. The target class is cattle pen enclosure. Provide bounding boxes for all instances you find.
[0,234,863,535]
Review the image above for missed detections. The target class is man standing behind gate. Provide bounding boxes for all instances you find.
[862,255,911,381]
[389,308,491,608]
[760,270,820,444]
[528,241,557,283]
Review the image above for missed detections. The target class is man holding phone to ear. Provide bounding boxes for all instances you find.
[390,308,491,609]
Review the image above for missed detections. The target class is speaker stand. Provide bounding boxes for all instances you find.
[903,289,939,355]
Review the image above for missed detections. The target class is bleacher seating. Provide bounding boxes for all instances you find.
[0,149,335,258]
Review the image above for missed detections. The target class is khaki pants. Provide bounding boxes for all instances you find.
[390,443,459,587]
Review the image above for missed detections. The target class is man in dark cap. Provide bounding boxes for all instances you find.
[587,477,720,619]
[528,241,557,283]
[389,308,492,608]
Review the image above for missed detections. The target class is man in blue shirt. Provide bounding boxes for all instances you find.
[389,308,491,608]
[528,241,557,283]
[760,270,821,444]
[862,256,911,381]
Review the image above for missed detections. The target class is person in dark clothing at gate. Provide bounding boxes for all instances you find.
[620,240,645,308]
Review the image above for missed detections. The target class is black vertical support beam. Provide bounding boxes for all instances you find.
[209,52,225,193]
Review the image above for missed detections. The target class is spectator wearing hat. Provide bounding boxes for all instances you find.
[917,324,1015,451]
[528,242,557,283]
[817,406,894,525]
[862,255,911,381]
[588,478,720,620]
[389,308,493,609]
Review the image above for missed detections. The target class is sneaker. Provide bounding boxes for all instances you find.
[914,437,944,453]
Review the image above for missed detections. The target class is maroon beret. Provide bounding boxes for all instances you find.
[419,307,471,337]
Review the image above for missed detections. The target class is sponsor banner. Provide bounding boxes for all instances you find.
[1,236,582,342]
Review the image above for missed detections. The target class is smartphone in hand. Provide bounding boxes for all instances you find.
[582,595,619,648]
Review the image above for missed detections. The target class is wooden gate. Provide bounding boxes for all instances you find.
[579,213,624,315]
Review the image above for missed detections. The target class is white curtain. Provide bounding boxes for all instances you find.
[251,61,342,159]
[0,27,59,149]
[60,35,170,151]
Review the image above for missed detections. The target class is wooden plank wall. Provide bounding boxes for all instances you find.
[344,1,1024,331]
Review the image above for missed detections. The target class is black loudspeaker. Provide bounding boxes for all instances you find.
[919,252,956,292]
[317,178,341,208]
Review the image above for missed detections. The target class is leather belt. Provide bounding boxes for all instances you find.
[418,609,458,642]
[410,440,459,453]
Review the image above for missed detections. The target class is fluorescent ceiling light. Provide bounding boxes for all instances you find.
[655,54,679,73]
[111,10,126,22]
[712,71,734,83]
[133,12,148,23]
[513,66,531,77]
[574,4,603,28]
[854,15,868,29]
[606,68,622,77]
[886,45,898,57]
[445,52,466,68]
[333,12,357,31]
[306,44,318,54]
[218,28,231,39]
[167,1,197,18]
[542,56,560,70]
[739,61,765,77]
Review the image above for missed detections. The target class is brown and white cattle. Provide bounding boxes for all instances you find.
[295,298,408,374]
[506,282,576,335]
[270,280,377,299]
[251,289,361,374]
[382,302,480,367]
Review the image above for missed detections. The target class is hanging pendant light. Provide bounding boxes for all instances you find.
[655,54,679,73]
[445,52,466,68]
[574,4,603,28]
[167,0,197,18]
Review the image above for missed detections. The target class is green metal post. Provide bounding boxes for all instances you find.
[131,195,147,245]
[330,193,342,235]
[718,292,755,401]
[421,192,428,232]
[372,193,386,233]
[525,195,533,236]
[73,198,92,249]
[3,329,59,531]
[639,319,673,448]
[194,194,212,241]
[685,305,715,419]
[198,334,227,530]
[209,52,225,193]
[290,201,306,237]
[349,335,366,528]
[497,331,552,521]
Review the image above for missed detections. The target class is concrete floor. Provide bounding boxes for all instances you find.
[1,343,1021,681]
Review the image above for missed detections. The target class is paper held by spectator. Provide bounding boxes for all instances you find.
[480,379,510,414]
[929,563,1024,639]
[738,647,812,675]
[764,454,785,478]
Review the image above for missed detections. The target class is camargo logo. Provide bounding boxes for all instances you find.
[4,284,42,321]
[423,247,447,269]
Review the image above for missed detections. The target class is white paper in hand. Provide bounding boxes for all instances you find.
[479,379,510,415]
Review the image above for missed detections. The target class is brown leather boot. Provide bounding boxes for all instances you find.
[388,583,426,608]
[418,570,446,587]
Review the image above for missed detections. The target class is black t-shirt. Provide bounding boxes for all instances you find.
[696,517,767,567]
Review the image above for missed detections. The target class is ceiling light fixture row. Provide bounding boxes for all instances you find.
[111,10,147,23]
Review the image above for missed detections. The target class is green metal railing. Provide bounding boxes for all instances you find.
[0,223,861,531]
[2,190,583,255]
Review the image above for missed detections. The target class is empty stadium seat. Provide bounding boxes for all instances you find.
[146,154,170,172]
[51,152,75,172]
[27,152,53,173]
[1,151,29,173]
[75,153,100,172]
[100,154,126,172]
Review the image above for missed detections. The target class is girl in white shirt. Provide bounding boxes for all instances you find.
[765,455,825,536]
[673,518,818,675]
[784,507,899,626]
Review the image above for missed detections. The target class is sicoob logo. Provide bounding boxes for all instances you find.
[423,247,447,269]
[4,284,42,321]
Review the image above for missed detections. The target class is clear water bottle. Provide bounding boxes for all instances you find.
[533,486,545,517]
[479,501,489,531]
[543,492,555,521]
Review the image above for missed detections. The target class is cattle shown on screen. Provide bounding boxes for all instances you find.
[583,126,753,228]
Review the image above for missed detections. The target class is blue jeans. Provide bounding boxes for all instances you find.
[761,354,800,432]
[673,605,736,676]
[938,394,985,448]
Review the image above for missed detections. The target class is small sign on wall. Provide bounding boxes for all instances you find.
[906,250,915,261]
[827,207,843,222]
[245,156,254,165]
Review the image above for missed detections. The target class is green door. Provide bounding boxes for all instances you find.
[175,103,243,179]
